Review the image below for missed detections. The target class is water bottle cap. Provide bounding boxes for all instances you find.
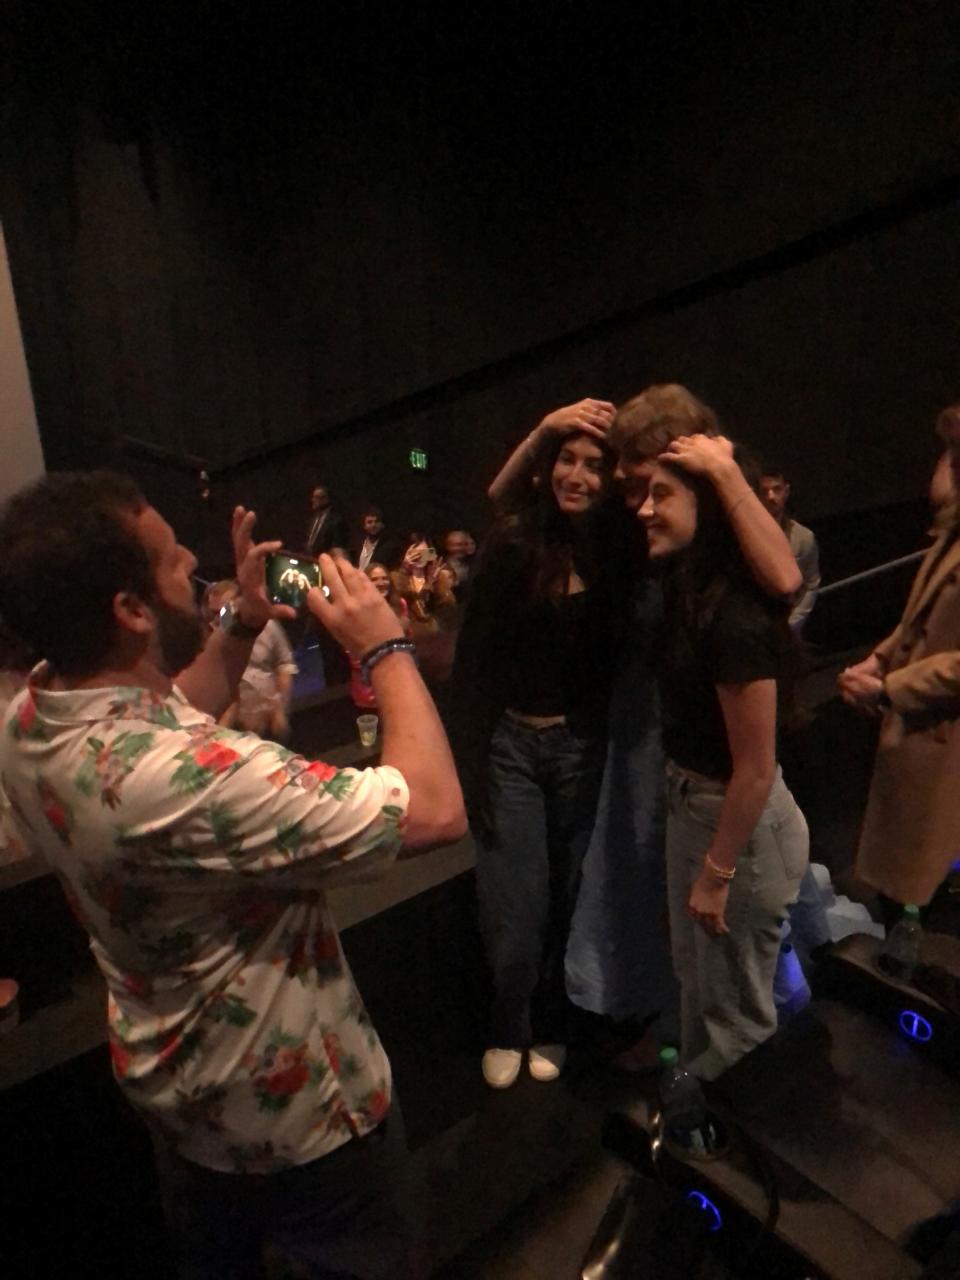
[904,904,920,919]
[658,1046,679,1067]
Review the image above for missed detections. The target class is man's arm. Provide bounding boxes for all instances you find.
[660,436,802,598]
[178,508,296,717]
[309,556,466,848]
[488,399,615,509]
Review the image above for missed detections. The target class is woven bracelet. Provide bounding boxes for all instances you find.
[360,639,416,683]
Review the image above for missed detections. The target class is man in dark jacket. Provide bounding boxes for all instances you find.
[353,507,402,571]
[305,484,350,557]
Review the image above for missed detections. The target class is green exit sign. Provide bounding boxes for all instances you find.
[409,448,429,472]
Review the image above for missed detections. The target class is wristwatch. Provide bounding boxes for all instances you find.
[219,601,264,640]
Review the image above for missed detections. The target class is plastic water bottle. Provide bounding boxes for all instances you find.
[878,904,923,983]
[659,1047,708,1152]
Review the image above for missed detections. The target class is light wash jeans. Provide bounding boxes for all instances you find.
[665,762,809,1081]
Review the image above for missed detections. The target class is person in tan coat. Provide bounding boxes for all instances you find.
[839,402,960,907]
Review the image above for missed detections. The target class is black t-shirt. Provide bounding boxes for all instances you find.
[658,585,787,781]
[505,588,608,728]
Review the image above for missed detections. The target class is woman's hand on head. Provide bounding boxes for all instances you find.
[660,434,736,480]
[536,399,615,445]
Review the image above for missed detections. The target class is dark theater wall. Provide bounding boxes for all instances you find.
[2,3,960,569]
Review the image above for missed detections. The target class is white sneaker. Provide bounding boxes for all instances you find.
[482,1048,523,1089]
[529,1044,566,1081]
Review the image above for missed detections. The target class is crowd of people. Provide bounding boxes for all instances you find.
[0,383,957,1279]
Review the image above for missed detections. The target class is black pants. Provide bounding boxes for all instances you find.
[154,1105,420,1280]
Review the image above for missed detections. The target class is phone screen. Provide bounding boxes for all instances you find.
[265,552,322,612]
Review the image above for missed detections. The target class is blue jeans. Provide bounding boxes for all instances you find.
[477,714,605,1048]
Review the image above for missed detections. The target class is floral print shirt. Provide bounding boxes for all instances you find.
[0,664,408,1174]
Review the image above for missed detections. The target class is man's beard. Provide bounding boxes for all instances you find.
[153,599,206,676]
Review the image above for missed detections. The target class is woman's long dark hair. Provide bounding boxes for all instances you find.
[659,458,758,633]
[478,430,638,609]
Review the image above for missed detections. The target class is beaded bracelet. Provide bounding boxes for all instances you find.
[360,638,417,683]
[705,853,736,882]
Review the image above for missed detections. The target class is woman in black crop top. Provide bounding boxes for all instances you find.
[452,403,637,1089]
[639,450,809,1081]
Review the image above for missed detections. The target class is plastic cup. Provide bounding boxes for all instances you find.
[357,714,379,747]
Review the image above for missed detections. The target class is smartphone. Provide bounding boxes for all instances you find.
[265,551,323,612]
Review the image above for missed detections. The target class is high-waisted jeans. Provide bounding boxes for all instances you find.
[476,713,605,1048]
[665,762,809,1081]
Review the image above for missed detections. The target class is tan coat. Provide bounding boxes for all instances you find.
[857,526,960,905]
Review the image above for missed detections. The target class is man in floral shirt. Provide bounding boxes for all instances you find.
[0,472,465,1279]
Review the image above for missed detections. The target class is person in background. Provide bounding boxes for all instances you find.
[438,529,475,603]
[349,565,413,710]
[354,506,401,573]
[759,467,820,635]
[840,401,960,921]
[392,535,458,685]
[0,471,465,1280]
[639,445,809,1079]
[202,580,299,742]
[305,484,351,686]
[305,482,350,559]
[757,466,828,999]
[391,534,457,637]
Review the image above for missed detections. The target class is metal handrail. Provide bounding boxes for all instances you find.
[816,549,927,599]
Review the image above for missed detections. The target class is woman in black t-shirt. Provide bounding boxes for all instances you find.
[452,401,636,1089]
[639,452,809,1081]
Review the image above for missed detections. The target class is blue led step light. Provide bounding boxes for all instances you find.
[899,1009,934,1043]
[685,1190,723,1232]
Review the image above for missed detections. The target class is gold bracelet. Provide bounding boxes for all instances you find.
[705,853,736,881]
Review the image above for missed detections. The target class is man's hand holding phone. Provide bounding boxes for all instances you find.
[307,555,406,656]
[232,507,298,629]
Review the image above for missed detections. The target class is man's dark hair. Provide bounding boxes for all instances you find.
[0,471,153,675]
[361,505,384,522]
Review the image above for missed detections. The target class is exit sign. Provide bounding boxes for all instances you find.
[409,448,429,471]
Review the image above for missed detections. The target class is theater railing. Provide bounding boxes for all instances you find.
[816,548,927,599]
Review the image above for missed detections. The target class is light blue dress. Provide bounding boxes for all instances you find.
[565,582,679,1030]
